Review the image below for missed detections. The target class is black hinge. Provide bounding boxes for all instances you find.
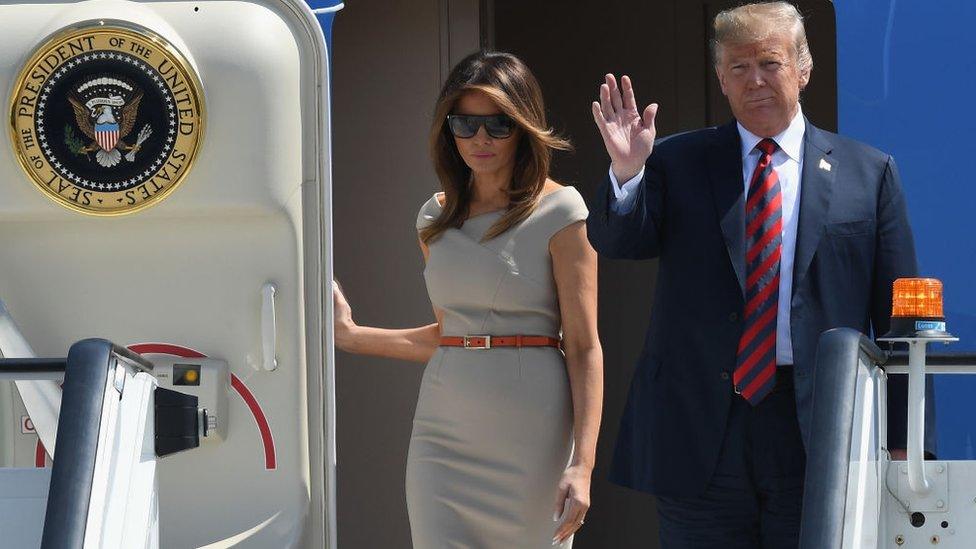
[154,387,200,457]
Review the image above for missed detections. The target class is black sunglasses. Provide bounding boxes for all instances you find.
[446,114,515,139]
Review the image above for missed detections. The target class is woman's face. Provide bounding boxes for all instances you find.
[451,90,519,179]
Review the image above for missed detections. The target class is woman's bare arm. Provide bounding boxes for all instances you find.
[549,220,603,544]
[332,237,444,363]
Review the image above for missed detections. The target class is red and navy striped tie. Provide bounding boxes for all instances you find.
[734,138,782,405]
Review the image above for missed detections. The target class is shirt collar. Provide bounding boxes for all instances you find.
[737,105,805,163]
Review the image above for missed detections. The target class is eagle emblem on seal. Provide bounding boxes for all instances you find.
[10,24,204,215]
[65,76,153,168]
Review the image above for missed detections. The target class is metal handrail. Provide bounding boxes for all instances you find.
[0,359,66,380]
[0,358,66,370]
[799,328,886,549]
[799,328,976,548]
[111,344,154,373]
[37,338,153,549]
[882,351,976,374]
[885,352,976,366]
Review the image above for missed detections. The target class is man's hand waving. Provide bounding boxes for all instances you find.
[591,74,658,183]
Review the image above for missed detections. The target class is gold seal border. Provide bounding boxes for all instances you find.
[7,20,207,217]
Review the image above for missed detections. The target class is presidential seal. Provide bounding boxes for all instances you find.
[9,23,204,215]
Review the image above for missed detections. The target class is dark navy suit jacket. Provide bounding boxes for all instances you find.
[587,119,936,497]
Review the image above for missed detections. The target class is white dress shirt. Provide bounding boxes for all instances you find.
[609,106,806,365]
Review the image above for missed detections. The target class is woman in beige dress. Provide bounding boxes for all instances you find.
[333,51,603,548]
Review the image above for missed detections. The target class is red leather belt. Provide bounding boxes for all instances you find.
[439,335,561,349]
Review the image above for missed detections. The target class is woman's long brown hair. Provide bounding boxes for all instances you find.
[420,51,571,243]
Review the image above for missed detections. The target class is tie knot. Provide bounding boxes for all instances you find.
[756,138,778,156]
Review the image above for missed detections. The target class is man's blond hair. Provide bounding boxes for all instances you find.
[712,1,813,74]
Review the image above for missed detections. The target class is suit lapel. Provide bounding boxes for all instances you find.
[793,120,837,289]
[708,121,746,299]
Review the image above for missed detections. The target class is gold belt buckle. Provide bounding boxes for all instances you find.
[463,335,491,349]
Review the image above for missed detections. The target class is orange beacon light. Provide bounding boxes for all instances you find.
[877,277,957,497]
[883,278,953,339]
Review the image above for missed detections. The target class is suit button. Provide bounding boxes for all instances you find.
[720,371,730,380]
[729,312,739,322]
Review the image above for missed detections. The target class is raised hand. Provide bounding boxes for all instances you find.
[591,74,658,182]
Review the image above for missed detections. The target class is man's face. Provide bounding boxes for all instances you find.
[715,32,810,137]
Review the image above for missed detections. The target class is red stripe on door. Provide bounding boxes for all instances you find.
[35,440,47,468]
[128,343,207,359]
[230,374,277,470]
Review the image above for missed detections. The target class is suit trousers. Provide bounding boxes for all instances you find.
[656,369,806,548]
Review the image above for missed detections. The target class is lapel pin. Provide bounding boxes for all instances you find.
[819,158,832,172]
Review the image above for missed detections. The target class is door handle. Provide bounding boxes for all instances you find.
[261,282,278,371]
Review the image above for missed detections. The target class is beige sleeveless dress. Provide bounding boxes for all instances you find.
[406,186,589,548]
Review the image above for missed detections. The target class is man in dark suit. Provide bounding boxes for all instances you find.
[586,2,934,547]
